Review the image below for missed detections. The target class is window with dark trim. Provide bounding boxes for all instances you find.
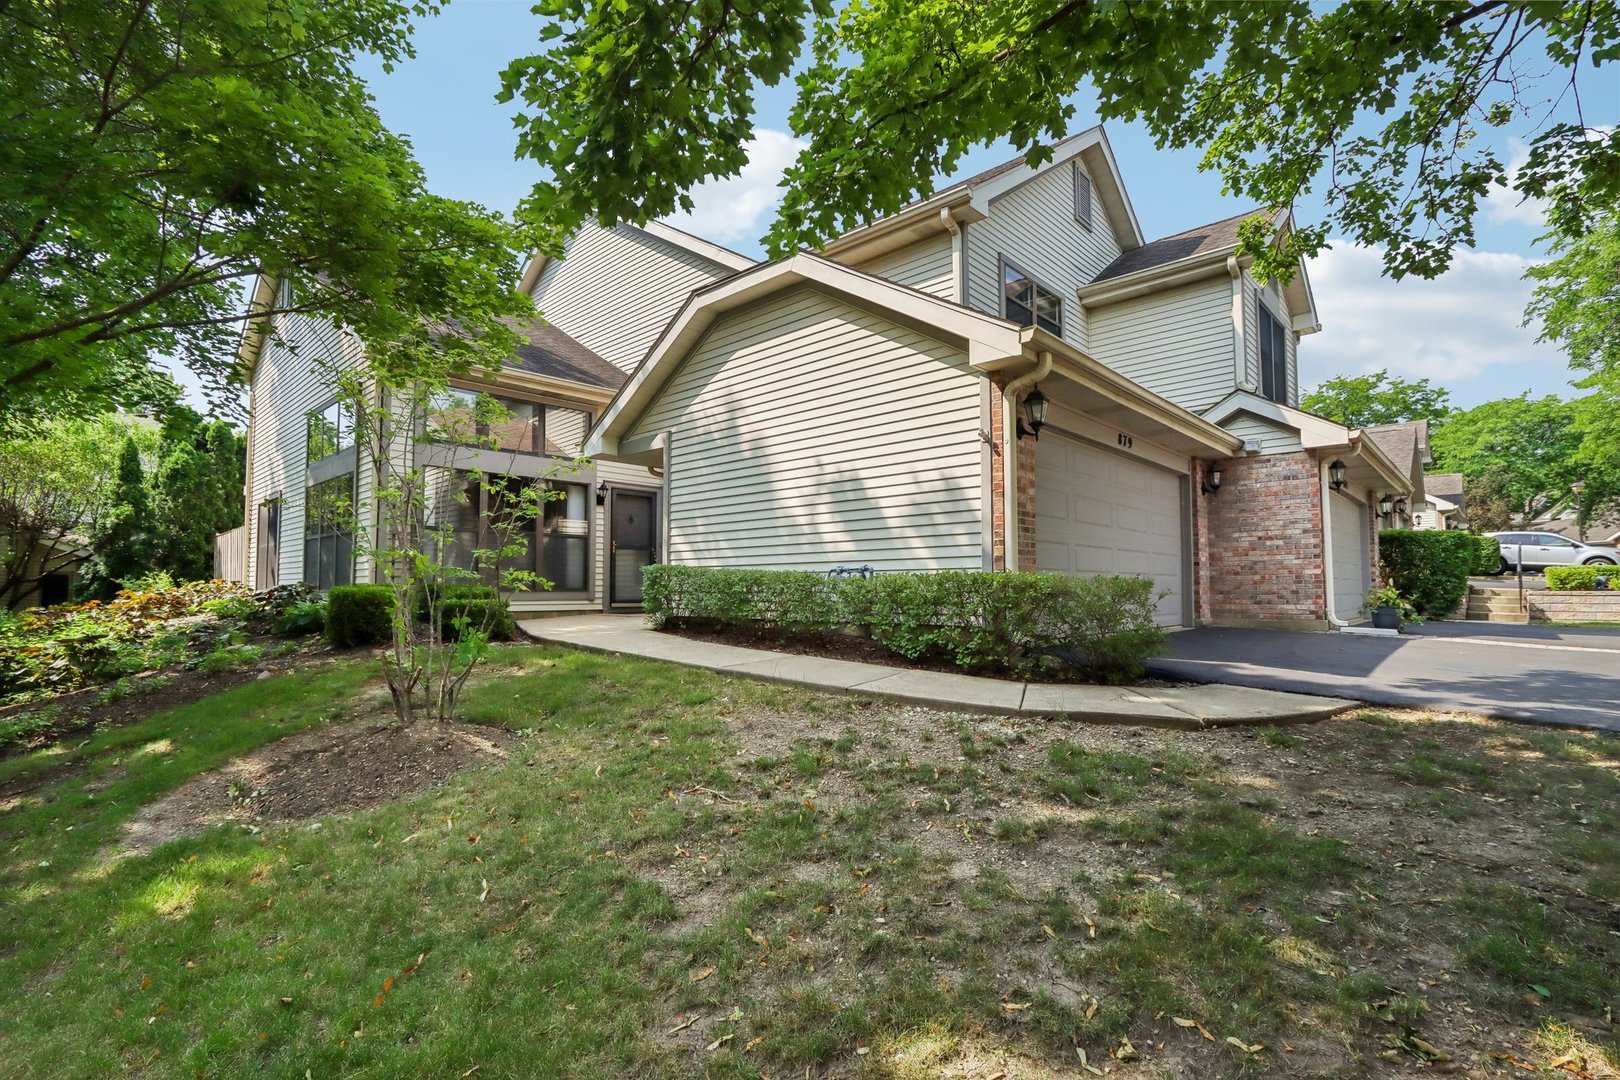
[1001,260,1062,336]
[424,469,591,593]
[306,400,353,463]
[425,388,589,458]
[1073,163,1093,230]
[304,474,355,589]
[1258,303,1290,404]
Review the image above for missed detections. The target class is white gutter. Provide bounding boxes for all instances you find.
[1002,351,1053,571]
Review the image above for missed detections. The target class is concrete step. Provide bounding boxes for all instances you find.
[1466,609,1530,624]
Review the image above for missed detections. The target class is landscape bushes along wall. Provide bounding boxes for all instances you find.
[642,565,1166,681]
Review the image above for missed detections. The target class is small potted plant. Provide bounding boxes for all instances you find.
[1363,585,1417,630]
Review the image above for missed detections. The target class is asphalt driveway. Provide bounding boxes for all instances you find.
[1150,622,1620,732]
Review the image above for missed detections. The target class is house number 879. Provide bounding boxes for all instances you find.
[1116,433,1133,449]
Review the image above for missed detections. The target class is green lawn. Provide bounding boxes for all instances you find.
[1,647,1616,1078]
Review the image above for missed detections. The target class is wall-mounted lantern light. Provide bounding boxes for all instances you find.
[1201,464,1224,495]
[1328,459,1348,491]
[596,480,609,506]
[1378,494,1393,516]
[1017,386,1049,440]
[1394,498,1408,517]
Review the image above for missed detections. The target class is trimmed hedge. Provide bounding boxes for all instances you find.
[642,564,1167,680]
[325,584,396,647]
[1378,530,1477,617]
[440,597,516,641]
[1546,566,1605,591]
[1468,533,1503,575]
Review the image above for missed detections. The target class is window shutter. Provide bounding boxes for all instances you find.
[1074,165,1093,229]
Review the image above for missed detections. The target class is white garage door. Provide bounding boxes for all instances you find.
[1329,491,1370,622]
[1034,435,1187,626]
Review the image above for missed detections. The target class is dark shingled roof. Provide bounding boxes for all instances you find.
[1363,420,1430,477]
[1092,208,1280,283]
[502,318,626,389]
[1424,472,1465,502]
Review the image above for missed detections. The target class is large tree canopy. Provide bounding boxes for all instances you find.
[1526,211,1620,381]
[0,0,534,425]
[1302,370,1454,429]
[503,1,1618,275]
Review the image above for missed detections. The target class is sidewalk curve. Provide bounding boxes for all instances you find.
[517,615,1353,728]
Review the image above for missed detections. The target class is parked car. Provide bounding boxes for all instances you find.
[1484,532,1620,573]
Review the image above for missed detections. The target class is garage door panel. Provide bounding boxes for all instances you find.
[1330,492,1370,623]
[1035,435,1187,627]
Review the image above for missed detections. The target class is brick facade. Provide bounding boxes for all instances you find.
[1204,451,1329,626]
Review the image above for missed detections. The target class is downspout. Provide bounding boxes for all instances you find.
[941,208,963,302]
[1228,255,1252,392]
[1002,351,1052,572]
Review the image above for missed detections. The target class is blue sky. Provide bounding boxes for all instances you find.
[352,0,1617,410]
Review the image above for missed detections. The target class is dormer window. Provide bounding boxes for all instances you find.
[1001,259,1062,337]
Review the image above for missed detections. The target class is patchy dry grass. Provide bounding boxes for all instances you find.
[0,650,1616,1078]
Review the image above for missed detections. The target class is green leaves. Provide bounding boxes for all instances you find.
[1301,371,1454,429]
[510,1,1616,281]
[0,0,530,423]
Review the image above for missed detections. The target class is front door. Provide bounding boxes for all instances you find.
[608,489,657,606]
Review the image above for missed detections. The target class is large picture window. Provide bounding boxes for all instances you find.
[306,401,353,463]
[304,474,355,589]
[424,469,591,593]
[1002,260,1062,337]
[425,389,590,458]
[1258,303,1290,405]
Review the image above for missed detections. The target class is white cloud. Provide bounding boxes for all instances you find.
[659,129,807,250]
[1299,241,1576,403]
[1483,139,1549,228]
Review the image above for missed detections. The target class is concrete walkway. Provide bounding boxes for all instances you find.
[517,615,1351,728]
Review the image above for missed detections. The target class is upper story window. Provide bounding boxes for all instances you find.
[306,400,353,463]
[1258,302,1290,405]
[1002,260,1062,337]
[425,388,590,458]
[1073,164,1093,230]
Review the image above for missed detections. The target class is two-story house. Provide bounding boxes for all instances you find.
[232,124,1415,629]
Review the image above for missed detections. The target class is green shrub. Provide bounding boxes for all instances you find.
[324,584,396,647]
[277,600,328,636]
[1378,530,1478,616]
[439,597,516,641]
[0,580,252,701]
[641,565,843,635]
[642,565,1167,680]
[1546,566,1604,591]
[1468,533,1503,574]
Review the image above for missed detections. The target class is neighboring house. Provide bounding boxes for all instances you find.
[1530,511,1620,547]
[229,220,752,614]
[0,534,87,610]
[1415,471,1466,530]
[1362,421,1431,531]
[235,124,1415,629]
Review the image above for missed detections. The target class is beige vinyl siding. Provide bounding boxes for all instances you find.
[528,221,737,373]
[1088,277,1236,413]
[1245,277,1297,405]
[245,312,356,589]
[1222,413,1305,455]
[627,287,983,571]
[847,232,956,299]
[965,161,1121,350]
